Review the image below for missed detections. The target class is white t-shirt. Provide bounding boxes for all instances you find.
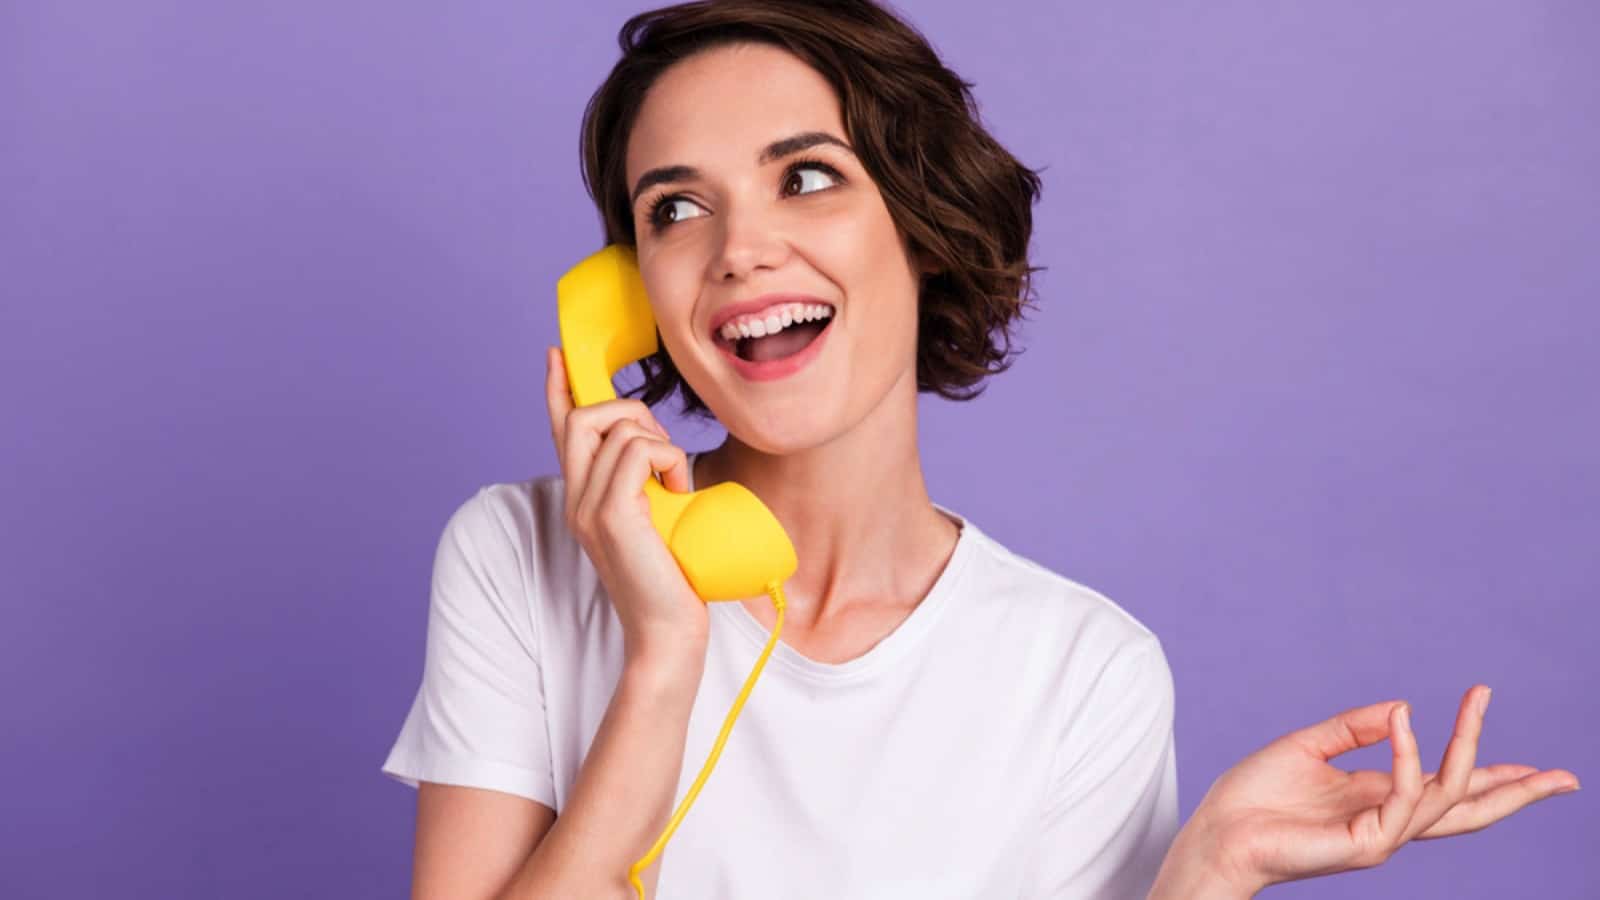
[382,453,1179,899]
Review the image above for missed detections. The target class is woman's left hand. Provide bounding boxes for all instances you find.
[1169,685,1581,895]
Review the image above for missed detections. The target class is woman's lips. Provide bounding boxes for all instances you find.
[708,294,835,338]
[715,316,834,383]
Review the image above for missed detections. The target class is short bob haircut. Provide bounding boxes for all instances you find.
[578,0,1044,418]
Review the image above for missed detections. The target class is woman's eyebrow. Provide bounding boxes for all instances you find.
[758,130,853,165]
[629,131,854,207]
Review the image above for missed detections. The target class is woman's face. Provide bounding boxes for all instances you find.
[624,42,926,453]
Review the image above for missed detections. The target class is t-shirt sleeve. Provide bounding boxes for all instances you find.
[380,487,557,809]
[1024,634,1180,899]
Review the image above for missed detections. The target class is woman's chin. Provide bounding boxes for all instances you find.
[719,407,836,457]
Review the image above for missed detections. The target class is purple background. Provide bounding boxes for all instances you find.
[4,1,1594,896]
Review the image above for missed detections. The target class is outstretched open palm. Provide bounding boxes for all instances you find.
[1191,685,1581,893]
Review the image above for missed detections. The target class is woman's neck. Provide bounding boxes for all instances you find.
[691,408,959,628]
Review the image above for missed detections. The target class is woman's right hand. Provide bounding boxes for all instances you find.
[544,345,710,661]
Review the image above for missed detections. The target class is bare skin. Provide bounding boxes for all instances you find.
[1149,684,1582,896]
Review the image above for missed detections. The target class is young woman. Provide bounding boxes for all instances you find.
[381,2,1579,897]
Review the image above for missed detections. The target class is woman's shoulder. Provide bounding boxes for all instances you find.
[464,472,568,534]
[436,473,586,593]
[958,522,1162,659]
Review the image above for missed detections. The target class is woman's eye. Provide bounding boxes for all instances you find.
[784,164,839,196]
[648,162,841,233]
[652,198,705,229]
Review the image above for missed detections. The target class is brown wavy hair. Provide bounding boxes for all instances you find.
[577,0,1045,418]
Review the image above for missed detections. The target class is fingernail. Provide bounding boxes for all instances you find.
[1479,688,1491,717]
[1398,703,1411,730]
[1557,782,1580,794]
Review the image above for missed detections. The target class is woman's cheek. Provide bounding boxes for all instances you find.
[641,259,699,325]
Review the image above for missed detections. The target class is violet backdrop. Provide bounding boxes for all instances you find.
[3,1,1595,897]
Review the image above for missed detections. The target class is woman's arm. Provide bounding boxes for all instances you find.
[412,783,555,898]
[496,347,719,898]
[497,646,707,900]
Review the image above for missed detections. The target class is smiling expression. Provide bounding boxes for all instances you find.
[624,42,928,452]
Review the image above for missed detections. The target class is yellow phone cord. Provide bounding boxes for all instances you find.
[627,579,787,899]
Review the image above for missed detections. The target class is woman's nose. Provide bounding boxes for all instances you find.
[711,204,789,282]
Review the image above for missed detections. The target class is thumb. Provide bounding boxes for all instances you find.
[1284,699,1409,762]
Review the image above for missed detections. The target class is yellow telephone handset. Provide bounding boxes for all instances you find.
[556,244,796,897]
[556,244,798,601]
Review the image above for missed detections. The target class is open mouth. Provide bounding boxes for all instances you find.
[714,308,834,363]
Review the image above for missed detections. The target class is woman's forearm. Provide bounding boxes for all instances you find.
[501,647,707,899]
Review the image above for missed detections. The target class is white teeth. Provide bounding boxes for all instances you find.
[717,302,834,343]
